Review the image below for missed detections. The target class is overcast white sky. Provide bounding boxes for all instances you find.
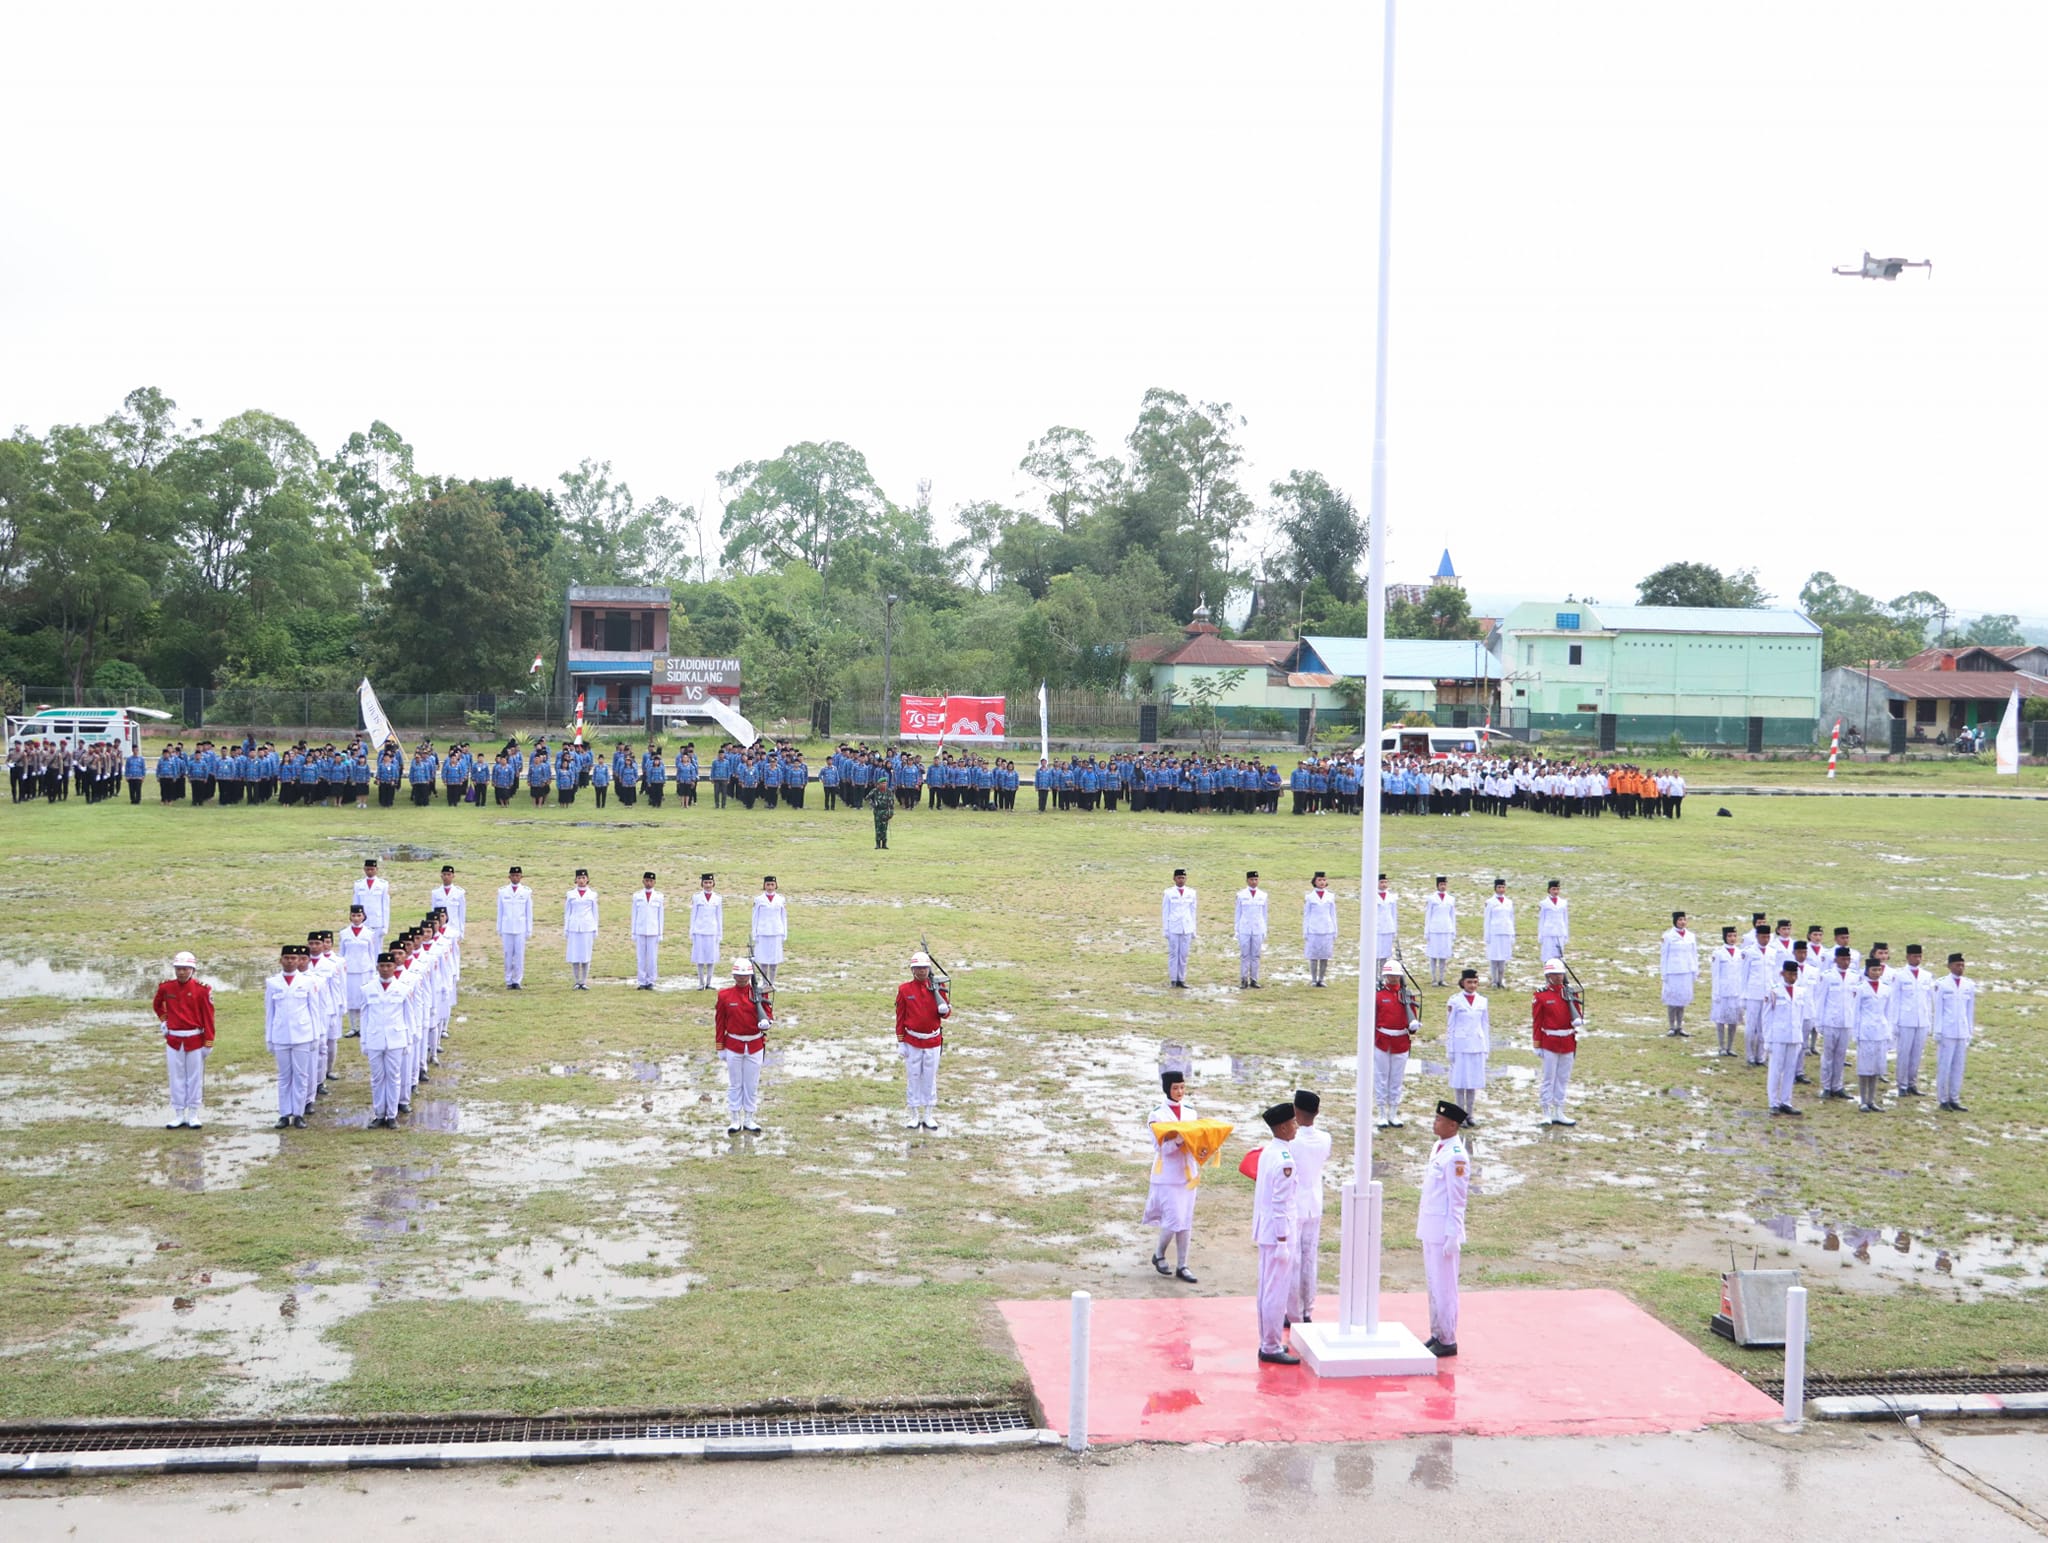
[4,1,2043,619]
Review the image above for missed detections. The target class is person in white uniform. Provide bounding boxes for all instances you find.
[750,876,788,987]
[1851,957,1895,1112]
[1234,870,1269,989]
[1287,1090,1332,1326]
[1708,925,1744,1057]
[353,858,391,956]
[1890,944,1936,1097]
[1814,946,1860,1099]
[1536,880,1570,961]
[358,950,410,1128]
[431,865,466,981]
[338,906,376,1035]
[1422,877,1457,987]
[1301,872,1338,987]
[496,865,533,989]
[1739,923,1775,1067]
[1142,1071,1202,1282]
[1933,951,1976,1111]
[1446,968,1492,1127]
[1372,875,1398,978]
[1250,1102,1300,1365]
[1161,868,1197,988]
[1763,958,1806,1116]
[631,871,665,989]
[1660,910,1699,1036]
[1482,879,1515,989]
[564,868,600,989]
[263,943,320,1129]
[689,873,724,990]
[1416,1098,1471,1357]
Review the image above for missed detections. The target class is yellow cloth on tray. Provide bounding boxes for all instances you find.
[1150,1119,1235,1186]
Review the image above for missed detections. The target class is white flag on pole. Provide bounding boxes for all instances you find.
[1996,687,2021,775]
[1038,681,1050,762]
[530,652,545,675]
[358,677,395,749]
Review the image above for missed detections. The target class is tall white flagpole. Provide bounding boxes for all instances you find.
[1295,0,1436,1378]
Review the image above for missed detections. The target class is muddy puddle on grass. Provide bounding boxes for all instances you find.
[437,1225,696,1318]
[92,1280,380,1415]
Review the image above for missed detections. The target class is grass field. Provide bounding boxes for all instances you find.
[1,778,2044,1420]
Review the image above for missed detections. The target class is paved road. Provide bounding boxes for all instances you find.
[6,1424,2046,1541]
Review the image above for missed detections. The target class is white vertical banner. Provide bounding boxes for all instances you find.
[1996,687,2021,775]
[357,677,395,749]
[1038,681,1050,762]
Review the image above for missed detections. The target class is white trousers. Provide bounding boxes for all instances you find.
[1538,932,1567,962]
[635,936,660,986]
[501,932,527,985]
[1538,1048,1574,1110]
[1292,1213,1324,1320]
[1422,1237,1461,1344]
[165,1045,207,1118]
[273,1042,317,1116]
[904,1045,941,1109]
[367,1046,404,1119]
[1742,999,1768,1063]
[1257,1240,1297,1352]
[1936,1040,1968,1104]
[1821,1025,1851,1091]
[1374,1048,1408,1114]
[1894,1024,1927,1088]
[723,1048,762,1116]
[1767,1040,1800,1107]
[1166,933,1191,983]
[1238,935,1263,981]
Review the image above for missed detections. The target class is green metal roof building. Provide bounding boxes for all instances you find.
[1488,602,1822,747]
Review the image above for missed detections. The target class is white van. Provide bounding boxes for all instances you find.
[1367,725,1492,760]
[4,706,169,759]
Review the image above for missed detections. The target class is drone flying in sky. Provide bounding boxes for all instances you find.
[1833,251,1933,280]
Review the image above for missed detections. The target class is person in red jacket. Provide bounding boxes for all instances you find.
[152,949,216,1129]
[1373,962,1418,1128]
[895,950,951,1132]
[1531,959,1581,1127]
[714,958,771,1135]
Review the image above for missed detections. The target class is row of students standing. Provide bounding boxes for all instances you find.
[487,868,790,991]
[1668,917,1981,1115]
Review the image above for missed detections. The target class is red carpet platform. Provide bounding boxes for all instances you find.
[998,1288,1780,1444]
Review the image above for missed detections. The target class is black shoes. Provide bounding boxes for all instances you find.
[291,1115,307,1128]
[1771,1105,1804,1117]
[1257,1348,1301,1365]
[1175,1266,1199,1284]
[1152,1254,1171,1276]
[1429,1340,1458,1357]
[276,1116,291,1129]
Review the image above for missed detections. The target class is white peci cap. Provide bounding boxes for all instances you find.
[1543,959,1566,974]
[172,951,199,969]
[1381,962,1402,977]
[732,957,755,975]
[909,951,933,968]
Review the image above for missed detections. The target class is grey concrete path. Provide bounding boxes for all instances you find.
[1697,784,2048,800]
[6,1424,2046,1542]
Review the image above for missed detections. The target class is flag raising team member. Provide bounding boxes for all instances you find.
[895,950,950,1130]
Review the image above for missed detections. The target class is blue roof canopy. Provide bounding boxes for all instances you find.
[1299,635,1501,680]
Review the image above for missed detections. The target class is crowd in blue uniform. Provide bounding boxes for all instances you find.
[1031,753,1297,814]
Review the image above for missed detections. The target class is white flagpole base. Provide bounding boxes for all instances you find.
[1299,1178,1437,1377]
[1293,1317,1438,1378]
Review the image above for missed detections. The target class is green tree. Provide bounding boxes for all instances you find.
[717,441,891,578]
[1636,560,1771,608]
[373,486,548,691]
[557,459,691,586]
[1125,388,1254,568]
[1388,584,1485,640]
[1018,426,1122,532]
[1962,613,2025,646]
[1798,571,1936,669]
[324,420,423,551]
[948,499,1020,593]
[1270,469,1365,605]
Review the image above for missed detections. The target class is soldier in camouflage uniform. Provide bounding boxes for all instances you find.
[868,777,895,850]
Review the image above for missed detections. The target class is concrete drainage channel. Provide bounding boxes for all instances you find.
[1755,1371,2048,1422]
[0,1405,1055,1478]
